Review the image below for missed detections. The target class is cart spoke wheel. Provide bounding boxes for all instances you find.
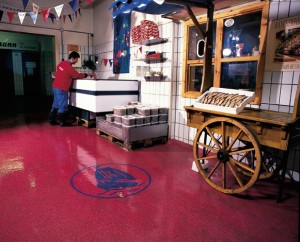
[193,117,261,194]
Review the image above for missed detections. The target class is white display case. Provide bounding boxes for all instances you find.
[69,79,139,113]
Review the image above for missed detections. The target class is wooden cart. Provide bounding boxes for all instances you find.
[184,81,300,200]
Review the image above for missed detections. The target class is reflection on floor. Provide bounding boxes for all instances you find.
[0,113,298,242]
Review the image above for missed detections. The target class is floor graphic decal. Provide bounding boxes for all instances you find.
[70,163,151,198]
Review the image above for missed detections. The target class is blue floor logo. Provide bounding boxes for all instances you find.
[70,163,151,198]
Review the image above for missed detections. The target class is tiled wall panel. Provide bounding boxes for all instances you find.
[170,0,299,180]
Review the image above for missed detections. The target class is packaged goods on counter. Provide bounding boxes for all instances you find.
[159,114,168,123]
[151,115,159,124]
[137,106,151,116]
[150,106,159,115]
[121,115,136,127]
[133,114,144,126]
[111,103,169,127]
[113,106,127,116]
[114,115,122,125]
[158,107,168,115]
[143,116,151,125]
[126,105,135,115]
[106,114,114,123]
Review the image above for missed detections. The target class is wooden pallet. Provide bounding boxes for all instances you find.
[96,128,168,151]
[76,117,96,128]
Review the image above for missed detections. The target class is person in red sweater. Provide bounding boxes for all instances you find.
[49,51,88,126]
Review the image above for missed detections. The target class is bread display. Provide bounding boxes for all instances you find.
[200,92,247,108]
[194,87,255,114]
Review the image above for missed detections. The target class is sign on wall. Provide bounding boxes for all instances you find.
[265,16,300,71]
[0,39,39,51]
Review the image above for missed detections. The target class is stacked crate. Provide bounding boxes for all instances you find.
[107,103,168,127]
[96,103,169,150]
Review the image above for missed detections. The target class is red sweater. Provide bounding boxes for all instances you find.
[52,60,86,92]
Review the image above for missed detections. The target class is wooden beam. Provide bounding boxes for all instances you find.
[200,2,214,94]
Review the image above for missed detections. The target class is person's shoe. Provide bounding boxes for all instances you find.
[49,120,59,126]
[58,112,73,127]
[60,121,73,127]
[49,109,59,126]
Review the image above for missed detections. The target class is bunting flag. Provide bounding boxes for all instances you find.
[0,1,81,25]
[32,3,39,14]
[69,0,79,13]
[22,0,29,10]
[7,12,14,23]
[139,46,142,53]
[103,59,108,66]
[109,59,113,67]
[41,8,51,22]
[18,12,26,24]
[54,4,64,18]
[30,11,38,24]
[49,13,56,24]
[0,10,3,22]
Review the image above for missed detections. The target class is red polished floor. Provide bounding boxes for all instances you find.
[0,113,299,242]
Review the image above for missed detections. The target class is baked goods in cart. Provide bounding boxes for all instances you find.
[194,87,255,114]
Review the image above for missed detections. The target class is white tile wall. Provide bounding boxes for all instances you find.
[91,3,299,180]
[169,0,300,179]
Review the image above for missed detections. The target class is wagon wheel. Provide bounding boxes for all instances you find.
[193,117,261,194]
[234,141,274,179]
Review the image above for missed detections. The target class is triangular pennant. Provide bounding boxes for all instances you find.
[63,15,66,23]
[87,0,93,4]
[7,12,15,23]
[69,0,79,13]
[49,13,56,24]
[68,14,73,22]
[32,3,39,14]
[41,8,51,22]
[22,0,30,10]
[18,12,26,24]
[109,59,113,67]
[78,9,81,16]
[139,46,142,53]
[54,4,64,18]
[0,10,3,22]
[104,59,108,66]
[30,11,38,24]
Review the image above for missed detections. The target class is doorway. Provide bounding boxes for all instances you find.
[22,51,41,97]
[0,31,55,114]
[0,50,14,98]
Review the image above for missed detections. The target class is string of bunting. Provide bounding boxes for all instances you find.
[98,58,114,67]
[0,0,92,25]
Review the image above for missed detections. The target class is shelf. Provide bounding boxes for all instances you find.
[144,75,167,81]
[139,38,168,46]
[135,58,167,64]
